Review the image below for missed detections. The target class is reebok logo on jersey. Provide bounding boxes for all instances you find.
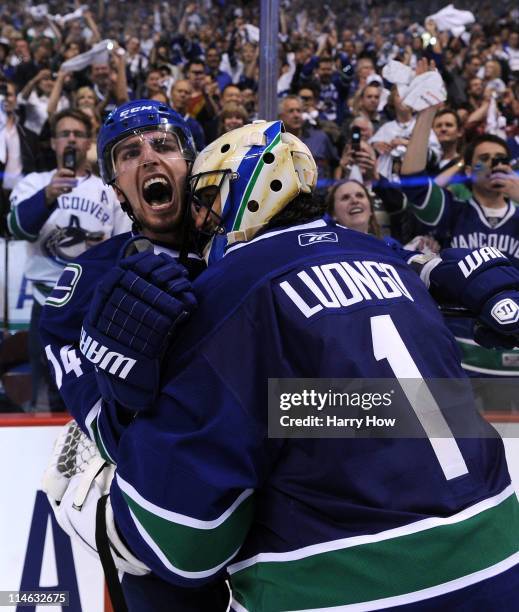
[45,264,83,307]
[458,247,505,278]
[80,328,136,379]
[491,298,519,325]
[298,232,338,246]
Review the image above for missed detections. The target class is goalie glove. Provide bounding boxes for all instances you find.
[42,420,150,576]
[81,237,197,412]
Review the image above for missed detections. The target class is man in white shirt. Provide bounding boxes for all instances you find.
[7,108,130,410]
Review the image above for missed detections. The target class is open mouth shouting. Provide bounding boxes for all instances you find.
[141,174,175,209]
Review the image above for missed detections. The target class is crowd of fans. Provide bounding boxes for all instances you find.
[0,1,517,191]
[0,2,516,171]
[1,0,519,409]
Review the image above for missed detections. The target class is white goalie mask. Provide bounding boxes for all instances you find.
[189,120,317,263]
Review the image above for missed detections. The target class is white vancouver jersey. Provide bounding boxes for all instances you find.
[8,171,131,303]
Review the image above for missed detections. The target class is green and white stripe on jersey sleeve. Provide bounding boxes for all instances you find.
[84,400,115,465]
[409,179,446,227]
[7,206,39,241]
[455,336,519,376]
[116,474,255,579]
[229,486,519,611]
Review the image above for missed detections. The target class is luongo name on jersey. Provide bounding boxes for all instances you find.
[8,170,131,304]
[101,219,517,610]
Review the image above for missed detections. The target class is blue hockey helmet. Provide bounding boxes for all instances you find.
[97,99,196,185]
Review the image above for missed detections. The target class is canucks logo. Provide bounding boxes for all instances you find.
[45,263,82,307]
[44,215,104,264]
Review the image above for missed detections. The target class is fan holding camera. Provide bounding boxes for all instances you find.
[335,120,378,184]
[401,59,519,381]
[6,108,130,411]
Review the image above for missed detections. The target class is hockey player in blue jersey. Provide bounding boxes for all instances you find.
[40,100,231,611]
[44,120,519,611]
[400,62,519,379]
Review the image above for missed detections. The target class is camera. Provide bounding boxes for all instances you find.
[351,126,361,152]
[63,147,76,173]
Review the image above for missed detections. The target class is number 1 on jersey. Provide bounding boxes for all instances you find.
[371,314,469,480]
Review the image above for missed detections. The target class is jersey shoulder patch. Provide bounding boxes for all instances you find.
[45,263,83,307]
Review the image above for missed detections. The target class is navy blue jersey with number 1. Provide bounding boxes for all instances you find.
[106,217,518,611]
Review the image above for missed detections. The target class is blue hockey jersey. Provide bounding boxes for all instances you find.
[105,218,518,610]
[402,173,519,376]
[39,232,205,463]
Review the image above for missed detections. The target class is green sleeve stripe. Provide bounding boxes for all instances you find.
[456,337,519,375]
[89,412,115,465]
[230,489,519,611]
[116,474,254,575]
[410,181,445,226]
[7,207,38,241]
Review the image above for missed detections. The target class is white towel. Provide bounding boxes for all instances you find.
[426,4,475,37]
[485,95,507,140]
[381,60,414,98]
[52,6,89,27]
[27,4,48,20]
[61,40,113,73]
[382,60,414,86]
[402,71,447,112]
[27,4,88,26]
[243,24,260,44]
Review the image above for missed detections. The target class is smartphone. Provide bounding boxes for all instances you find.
[63,147,76,173]
[351,126,361,153]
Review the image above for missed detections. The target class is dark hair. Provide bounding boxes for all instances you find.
[318,56,334,66]
[185,58,205,73]
[463,53,482,69]
[325,179,381,237]
[222,83,242,95]
[50,109,93,138]
[298,80,321,97]
[464,134,511,166]
[363,81,382,92]
[263,192,325,232]
[434,107,462,130]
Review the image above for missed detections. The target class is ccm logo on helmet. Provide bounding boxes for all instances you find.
[119,105,155,118]
[298,232,338,246]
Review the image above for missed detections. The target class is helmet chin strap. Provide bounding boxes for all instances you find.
[178,161,195,265]
[111,180,143,233]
